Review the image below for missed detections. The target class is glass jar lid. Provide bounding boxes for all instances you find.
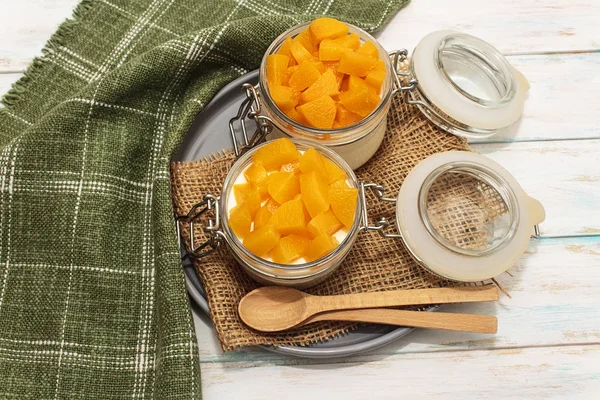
[395,151,544,282]
[410,31,529,137]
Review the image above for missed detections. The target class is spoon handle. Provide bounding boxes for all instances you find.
[302,309,498,334]
[309,286,499,314]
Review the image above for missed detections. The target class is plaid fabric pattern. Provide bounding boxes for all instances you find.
[0,0,408,398]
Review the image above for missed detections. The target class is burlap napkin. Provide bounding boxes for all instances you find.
[171,89,502,351]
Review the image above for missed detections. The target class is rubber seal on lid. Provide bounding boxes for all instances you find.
[395,151,545,282]
[412,30,528,130]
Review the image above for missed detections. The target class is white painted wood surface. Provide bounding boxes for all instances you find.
[1,0,599,398]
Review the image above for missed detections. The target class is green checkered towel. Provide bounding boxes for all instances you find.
[0,0,407,398]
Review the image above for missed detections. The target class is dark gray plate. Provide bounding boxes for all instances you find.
[174,70,415,358]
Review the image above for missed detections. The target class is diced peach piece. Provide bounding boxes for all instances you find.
[335,103,363,127]
[255,178,270,200]
[252,138,300,170]
[329,185,358,228]
[280,159,301,174]
[297,95,337,129]
[365,59,386,93]
[337,51,378,77]
[285,107,306,125]
[322,156,347,184]
[243,225,280,257]
[277,37,293,59]
[265,198,279,213]
[330,179,351,189]
[229,203,252,238]
[319,39,347,61]
[269,85,298,112]
[299,70,340,104]
[299,147,326,176]
[268,171,300,204]
[270,198,308,236]
[288,62,321,92]
[335,33,360,51]
[244,161,267,186]
[300,171,330,218]
[266,54,290,85]
[339,85,378,117]
[309,18,349,43]
[270,234,308,264]
[307,210,343,238]
[357,41,379,58]
[304,232,339,262]
[296,29,317,54]
[295,194,313,225]
[311,61,327,73]
[233,183,261,216]
[254,205,273,230]
[287,234,311,254]
[284,65,299,86]
[290,39,315,65]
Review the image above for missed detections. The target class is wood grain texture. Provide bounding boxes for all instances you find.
[375,0,600,54]
[199,344,600,399]
[303,309,498,334]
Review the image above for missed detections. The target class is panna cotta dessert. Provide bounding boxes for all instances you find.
[226,138,358,265]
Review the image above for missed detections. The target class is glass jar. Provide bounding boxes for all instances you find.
[177,141,545,287]
[229,27,529,167]
[230,22,393,170]
[179,140,362,289]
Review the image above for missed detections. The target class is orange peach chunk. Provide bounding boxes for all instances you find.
[307,210,343,238]
[266,54,290,86]
[296,29,317,54]
[319,39,347,61]
[288,62,322,92]
[243,225,280,257]
[280,159,301,175]
[365,59,386,93]
[304,232,339,262]
[285,107,306,125]
[337,51,378,77]
[309,18,349,43]
[300,171,330,218]
[290,39,315,65]
[270,198,308,236]
[277,37,294,58]
[299,147,326,176]
[329,185,358,228]
[297,95,337,129]
[299,69,340,104]
[339,85,378,117]
[322,156,347,184]
[357,41,379,58]
[269,85,298,112]
[335,33,360,51]
[335,103,363,128]
[268,172,300,204]
[229,203,252,238]
[252,138,300,170]
[254,205,273,230]
[270,234,310,264]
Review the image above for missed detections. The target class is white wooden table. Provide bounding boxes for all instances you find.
[2,1,599,398]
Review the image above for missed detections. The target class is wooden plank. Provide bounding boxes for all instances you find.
[199,344,600,399]
[193,235,600,363]
[0,0,79,72]
[375,0,600,54]
[471,139,600,236]
[2,0,600,72]
[472,53,600,143]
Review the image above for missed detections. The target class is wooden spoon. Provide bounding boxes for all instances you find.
[296,309,497,334]
[238,285,499,332]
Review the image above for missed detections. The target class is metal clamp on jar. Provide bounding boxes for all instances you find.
[177,138,545,288]
[228,24,529,169]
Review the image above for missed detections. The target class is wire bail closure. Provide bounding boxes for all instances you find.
[176,194,223,259]
[228,83,273,157]
[359,182,402,239]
